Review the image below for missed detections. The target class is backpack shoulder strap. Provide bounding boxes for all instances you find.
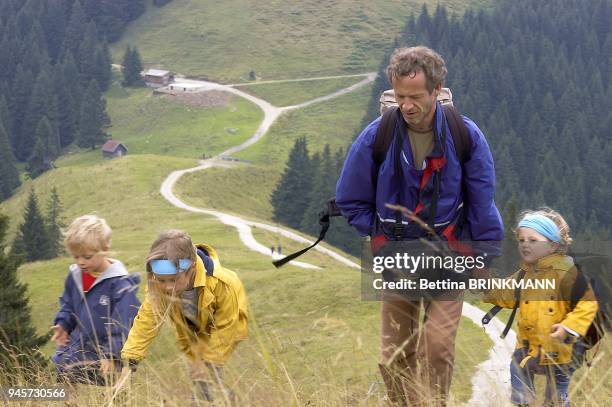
[442,104,472,165]
[482,269,527,339]
[373,107,399,167]
[569,261,589,310]
[499,269,527,339]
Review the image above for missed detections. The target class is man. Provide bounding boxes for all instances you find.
[335,46,503,405]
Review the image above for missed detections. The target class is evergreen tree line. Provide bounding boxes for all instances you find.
[271,0,610,255]
[359,0,611,239]
[0,0,123,197]
[271,138,362,255]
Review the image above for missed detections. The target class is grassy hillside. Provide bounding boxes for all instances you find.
[234,75,366,107]
[110,0,492,82]
[173,82,372,220]
[2,150,491,404]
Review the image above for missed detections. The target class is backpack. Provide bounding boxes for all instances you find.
[273,88,472,268]
[482,253,609,365]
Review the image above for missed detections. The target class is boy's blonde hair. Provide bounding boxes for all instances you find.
[64,214,112,255]
[146,230,197,323]
[516,207,573,252]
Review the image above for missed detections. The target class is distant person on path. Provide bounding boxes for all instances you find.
[335,46,503,405]
[120,230,249,403]
[51,215,141,385]
[483,209,598,407]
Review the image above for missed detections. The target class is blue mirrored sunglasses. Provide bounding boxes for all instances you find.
[149,259,193,275]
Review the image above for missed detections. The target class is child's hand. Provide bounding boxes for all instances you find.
[100,359,115,375]
[50,325,69,346]
[550,324,569,342]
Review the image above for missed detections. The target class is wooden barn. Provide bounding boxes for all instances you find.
[102,140,128,159]
[143,69,174,88]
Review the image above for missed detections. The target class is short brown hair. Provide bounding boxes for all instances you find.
[386,46,448,93]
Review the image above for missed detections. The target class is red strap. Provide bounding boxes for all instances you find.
[442,224,474,256]
[371,235,387,253]
[416,156,447,213]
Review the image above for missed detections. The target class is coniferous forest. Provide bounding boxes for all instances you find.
[272,0,611,255]
[0,0,174,199]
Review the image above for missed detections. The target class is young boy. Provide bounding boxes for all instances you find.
[51,215,141,385]
[120,230,249,403]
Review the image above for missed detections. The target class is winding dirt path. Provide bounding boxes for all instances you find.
[158,72,513,404]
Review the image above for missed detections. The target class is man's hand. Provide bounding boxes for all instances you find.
[550,324,569,342]
[99,359,115,375]
[50,324,69,346]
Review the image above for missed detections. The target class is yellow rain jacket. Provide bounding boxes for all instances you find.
[121,244,248,365]
[484,253,598,365]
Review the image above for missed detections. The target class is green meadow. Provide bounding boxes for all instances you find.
[4,0,609,404]
[234,75,367,107]
[110,0,492,82]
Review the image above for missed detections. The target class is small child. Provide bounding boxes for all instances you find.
[51,215,141,385]
[484,208,598,407]
[120,230,249,403]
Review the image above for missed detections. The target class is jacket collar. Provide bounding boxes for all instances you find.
[192,254,207,288]
[520,253,573,273]
[69,259,129,293]
[192,243,222,288]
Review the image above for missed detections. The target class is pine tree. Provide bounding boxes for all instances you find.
[27,117,56,178]
[94,41,112,91]
[122,45,144,87]
[20,67,56,162]
[60,0,87,59]
[77,80,110,149]
[11,190,53,263]
[271,137,313,229]
[53,61,78,148]
[301,145,335,235]
[77,22,99,86]
[9,65,34,159]
[0,213,48,376]
[46,187,64,258]
[0,122,20,200]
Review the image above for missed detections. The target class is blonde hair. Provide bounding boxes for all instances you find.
[146,230,197,323]
[515,207,573,253]
[64,214,112,255]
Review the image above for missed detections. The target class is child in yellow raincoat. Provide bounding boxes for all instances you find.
[483,208,597,407]
[120,230,248,403]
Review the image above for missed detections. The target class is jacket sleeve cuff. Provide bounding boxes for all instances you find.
[560,324,580,337]
[54,319,72,333]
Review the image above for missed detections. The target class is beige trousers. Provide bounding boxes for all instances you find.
[379,294,464,406]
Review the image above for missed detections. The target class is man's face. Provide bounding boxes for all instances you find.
[391,70,439,131]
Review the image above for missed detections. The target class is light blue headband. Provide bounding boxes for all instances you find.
[149,259,193,275]
[518,214,561,243]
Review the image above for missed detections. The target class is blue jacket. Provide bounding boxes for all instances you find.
[52,260,141,366]
[336,102,503,243]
